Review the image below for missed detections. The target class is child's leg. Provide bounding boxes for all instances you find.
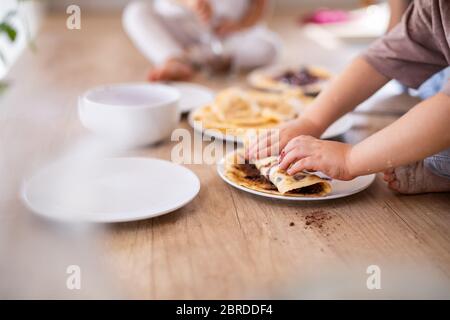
[383,148,450,194]
[122,1,194,81]
[225,26,281,70]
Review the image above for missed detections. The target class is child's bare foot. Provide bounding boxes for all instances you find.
[148,58,194,81]
[383,161,450,194]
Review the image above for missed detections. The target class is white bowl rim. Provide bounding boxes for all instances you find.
[79,82,180,110]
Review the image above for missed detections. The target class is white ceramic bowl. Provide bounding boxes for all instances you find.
[78,83,180,147]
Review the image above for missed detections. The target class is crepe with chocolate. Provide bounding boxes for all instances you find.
[225,151,331,197]
[249,65,331,97]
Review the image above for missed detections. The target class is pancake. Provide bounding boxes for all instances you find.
[225,151,332,197]
[191,88,301,138]
[250,65,332,97]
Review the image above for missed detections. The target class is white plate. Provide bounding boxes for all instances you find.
[189,109,353,143]
[217,156,375,201]
[166,82,214,113]
[321,114,353,139]
[22,158,200,223]
[188,110,241,144]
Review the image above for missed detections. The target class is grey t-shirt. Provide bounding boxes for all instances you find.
[363,0,450,96]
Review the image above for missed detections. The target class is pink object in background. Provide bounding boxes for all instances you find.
[301,9,351,24]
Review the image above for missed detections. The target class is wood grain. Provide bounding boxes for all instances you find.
[0,13,448,299]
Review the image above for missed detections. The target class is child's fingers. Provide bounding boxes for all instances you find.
[255,144,280,160]
[280,138,315,167]
[248,132,272,159]
[148,69,163,81]
[281,138,298,155]
[244,132,257,159]
[383,168,395,182]
[246,145,257,160]
[195,0,211,23]
[247,127,283,159]
[246,140,262,160]
[388,180,400,191]
[282,135,315,155]
[287,157,316,175]
[254,147,271,159]
[383,172,395,182]
[263,129,282,157]
[246,145,259,160]
[199,10,210,22]
[278,149,308,170]
[217,24,235,37]
[268,139,281,157]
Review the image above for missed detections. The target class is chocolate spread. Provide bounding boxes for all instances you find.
[275,67,319,86]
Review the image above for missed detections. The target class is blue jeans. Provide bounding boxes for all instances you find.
[425,149,450,179]
[415,68,450,180]
[416,67,450,99]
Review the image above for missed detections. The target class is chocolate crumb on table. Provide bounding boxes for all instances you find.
[302,210,336,235]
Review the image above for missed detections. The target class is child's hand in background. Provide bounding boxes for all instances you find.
[278,136,354,181]
[215,0,267,37]
[214,19,240,37]
[186,0,212,24]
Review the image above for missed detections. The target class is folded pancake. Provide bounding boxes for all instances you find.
[225,151,331,197]
[191,88,300,137]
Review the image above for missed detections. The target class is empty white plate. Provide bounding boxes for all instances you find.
[166,82,214,113]
[321,114,354,139]
[22,158,200,223]
[217,156,375,201]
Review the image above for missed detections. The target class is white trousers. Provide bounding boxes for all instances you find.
[122,1,282,69]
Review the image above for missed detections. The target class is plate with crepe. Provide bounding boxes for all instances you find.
[189,87,353,143]
[218,150,375,200]
[248,65,333,97]
[189,87,306,143]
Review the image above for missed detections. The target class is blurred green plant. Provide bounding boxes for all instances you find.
[0,0,34,95]
[0,10,18,64]
[0,81,9,95]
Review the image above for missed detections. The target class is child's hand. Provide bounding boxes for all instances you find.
[214,19,240,37]
[187,0,212,24]
[245,118,323,160]
[245,120,303,160]
[278,136,355,180]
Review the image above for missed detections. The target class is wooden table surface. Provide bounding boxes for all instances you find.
[0,13,449,299]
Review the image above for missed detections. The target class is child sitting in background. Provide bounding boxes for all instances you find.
[123,0,281,81]
[247,0,450,195]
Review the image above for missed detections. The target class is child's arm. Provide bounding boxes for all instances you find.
[387,0,410,31]
[300,57,389,136]
[348,92,450,176]
[279,92,450,180]
[246,57,389,159]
